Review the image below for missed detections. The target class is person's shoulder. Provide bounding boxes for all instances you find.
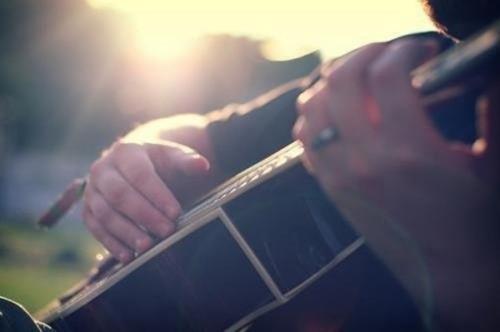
[0,296,55,332]
[392,31,454,47]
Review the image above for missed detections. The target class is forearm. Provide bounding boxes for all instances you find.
[123,114,215,164]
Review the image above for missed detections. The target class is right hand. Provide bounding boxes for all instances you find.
[82,140,210,263]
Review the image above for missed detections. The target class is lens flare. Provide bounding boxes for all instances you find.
[88,0,433,60]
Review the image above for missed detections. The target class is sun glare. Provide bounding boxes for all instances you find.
[88,0,434,60]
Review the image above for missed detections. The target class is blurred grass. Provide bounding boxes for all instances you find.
[0,265,84,312]
[0,221,102,313]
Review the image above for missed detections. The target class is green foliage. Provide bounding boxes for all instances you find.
[0,264,84,313]
[0,222,102,313]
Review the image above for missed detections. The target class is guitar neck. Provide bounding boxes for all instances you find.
[178,140,305,228]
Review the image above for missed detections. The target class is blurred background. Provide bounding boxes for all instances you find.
[0,0,433,313]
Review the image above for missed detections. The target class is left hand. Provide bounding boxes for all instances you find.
[293,38,500,331]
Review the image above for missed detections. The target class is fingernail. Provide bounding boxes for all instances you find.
[421,39,441,59]
[167,204,181,220]
[198,157,210,172]
[135,238,151,252]
[159,223,174,237]
[118,252,131,263]
[185,153,210,172]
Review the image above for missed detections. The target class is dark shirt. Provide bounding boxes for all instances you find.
[206,71,317,176]
[206,32,476,178]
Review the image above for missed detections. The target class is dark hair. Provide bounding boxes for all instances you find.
[421,0,500,40]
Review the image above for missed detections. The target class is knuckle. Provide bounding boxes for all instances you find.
[102,179,128,206]
[296,91,312,114]
[104,216,123,234]
[389,38,420,54]
[112,191,132,210]
[295,99,307,116]
[126,166,149,185]
[85,217,101,234]
[111,142,131,155]
[142,175,163,194]
[90,198,111,222]
[121,199,148,223]
[325,65,348,90]
[368,60,397,88]
[365,42,386,51]
[321,55,349,87]
[113,142,142,162]
[292,118,306,142]
[296,86,325,116]
[325,44,380,85]
[361,42,390,59]
[89,160,106,178]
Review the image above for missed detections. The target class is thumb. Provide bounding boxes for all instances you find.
[144,143,211,179]
[173,151,211,176]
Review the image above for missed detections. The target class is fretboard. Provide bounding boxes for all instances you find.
[178,141,304,227]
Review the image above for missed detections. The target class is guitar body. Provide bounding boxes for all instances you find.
[39,144,421,331]
[37,22,500,331]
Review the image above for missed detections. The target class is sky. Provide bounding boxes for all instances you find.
[87,0,435,60]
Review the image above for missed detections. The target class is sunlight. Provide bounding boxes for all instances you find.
[87,0,434,60]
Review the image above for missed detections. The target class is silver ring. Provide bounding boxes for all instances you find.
[311,126,340,151]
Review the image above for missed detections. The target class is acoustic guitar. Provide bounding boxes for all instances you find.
[37,20,500,332]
